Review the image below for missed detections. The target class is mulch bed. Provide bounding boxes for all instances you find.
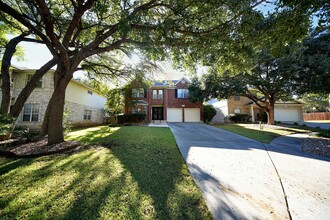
[0,137,108,158]
[301,137,330,158]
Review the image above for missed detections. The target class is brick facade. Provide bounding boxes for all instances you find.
[125,77,203,122]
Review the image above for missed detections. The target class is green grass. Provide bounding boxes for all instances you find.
[214,124,316,143]
[0,126,212,220]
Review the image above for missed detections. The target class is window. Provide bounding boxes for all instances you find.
[27,74,42,88]
[88,90,93,95]
[23,103,39,122]
[177,89,189,98]
[84,110,91,120]
[233,96,240,101]
[132,88,144,98]
[132,105,147,114]
[152,90,163,99]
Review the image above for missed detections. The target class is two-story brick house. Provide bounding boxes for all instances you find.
[0,66,106,129]
[124,77,203,122]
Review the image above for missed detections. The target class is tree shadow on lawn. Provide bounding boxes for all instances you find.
[0,126,211,219]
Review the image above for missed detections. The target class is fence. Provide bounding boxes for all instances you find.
[303,112,330,121]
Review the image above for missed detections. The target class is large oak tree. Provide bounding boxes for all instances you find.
[1,0,267,144]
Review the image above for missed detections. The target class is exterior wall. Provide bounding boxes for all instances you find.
[124,78,203,122]
[14,71,55,130]
[227,96,251,115]
[65,101,104,127]
[66,80,106,109]
[1,69,106,129]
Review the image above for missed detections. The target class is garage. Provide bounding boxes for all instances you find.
[274,108,300,122]
[167,108,201,122]
[167,108,182,122]
[184,108,201,122]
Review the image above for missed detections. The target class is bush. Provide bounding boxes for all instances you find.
[117,113,146,124]
[203,105,217,122]
[229,114,250,123]
[0,114,16,140]
[12,126,41,141]
[317,130,330,138]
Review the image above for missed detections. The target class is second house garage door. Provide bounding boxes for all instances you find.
[167,108,182,122]
[167,108,200,122]
[184,108,200,122]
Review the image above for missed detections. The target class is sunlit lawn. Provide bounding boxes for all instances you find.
[214,123,316,143]
[0,126,212,219]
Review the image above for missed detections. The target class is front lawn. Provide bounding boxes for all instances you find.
[0,126,211,219]
[214,123,315,143]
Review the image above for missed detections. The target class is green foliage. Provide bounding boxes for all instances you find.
[203,105,216,122]
[228,114,251,123]
[317,130,330,138]
[300,93,329,112]
[12,126,40,141]
[0,113,16,137]
[188,77,204,103]
[63,107,72,135]
[117,113,146,124]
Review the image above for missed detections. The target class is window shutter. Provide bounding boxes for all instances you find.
[175,89,177,98]
[144,88,147,98]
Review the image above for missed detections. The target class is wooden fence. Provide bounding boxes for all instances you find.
[303,112,330,121]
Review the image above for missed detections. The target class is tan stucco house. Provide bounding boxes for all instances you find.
[0,66,106,129]
[209,96,304,123]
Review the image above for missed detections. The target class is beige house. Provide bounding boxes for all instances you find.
[0,66,106,129]
[209,96,304,123]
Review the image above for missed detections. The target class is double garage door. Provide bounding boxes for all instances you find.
[274,108,300,122]
[167,108,200,122]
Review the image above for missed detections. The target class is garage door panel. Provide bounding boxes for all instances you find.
[167,108,182,122]
[274,109,299,122]
[185,108,200,122]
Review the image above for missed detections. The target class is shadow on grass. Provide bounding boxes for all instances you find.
[0,126,211,219]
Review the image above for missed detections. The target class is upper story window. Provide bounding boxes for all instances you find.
[152,90,163,99]
[132,88,144,98]
[26,74,42,88]
[23,103,39,122]
[177,89,189,98]
[88,90,93,95]
[233,96,240,101]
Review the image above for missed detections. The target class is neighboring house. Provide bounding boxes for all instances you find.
[124,77,203,122]
[209,96,304,123]
[0,66,106,129]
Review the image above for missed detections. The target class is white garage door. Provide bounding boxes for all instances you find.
[275,109,299,122]
[167,108,182,122]
[184,108,201,122]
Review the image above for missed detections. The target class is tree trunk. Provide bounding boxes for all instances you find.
[267,103,275,125]
[43,67,73,145]
[0,33,29,115]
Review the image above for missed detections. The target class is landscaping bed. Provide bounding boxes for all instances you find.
[301,137,330,157]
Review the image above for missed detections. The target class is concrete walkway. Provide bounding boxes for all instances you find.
[168,123,330,220]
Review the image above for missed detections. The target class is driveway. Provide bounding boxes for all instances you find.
[300,121,330,130]
[168,123,330,220]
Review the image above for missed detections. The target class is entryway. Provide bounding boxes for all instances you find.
[152,107,164,120]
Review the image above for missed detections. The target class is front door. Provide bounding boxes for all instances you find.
[152,107,164,120]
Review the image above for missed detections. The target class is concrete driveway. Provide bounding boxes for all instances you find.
[168,123,330,220]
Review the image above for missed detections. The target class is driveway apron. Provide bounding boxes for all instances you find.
[169,123,330,219]
[168,123,290,220]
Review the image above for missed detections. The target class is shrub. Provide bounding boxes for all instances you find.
[317,130,330,138]
[229,114,250,123]
[203,105,217,122]
[12,126,41,141]
[117,113,146,124]
[0,114,16,140]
